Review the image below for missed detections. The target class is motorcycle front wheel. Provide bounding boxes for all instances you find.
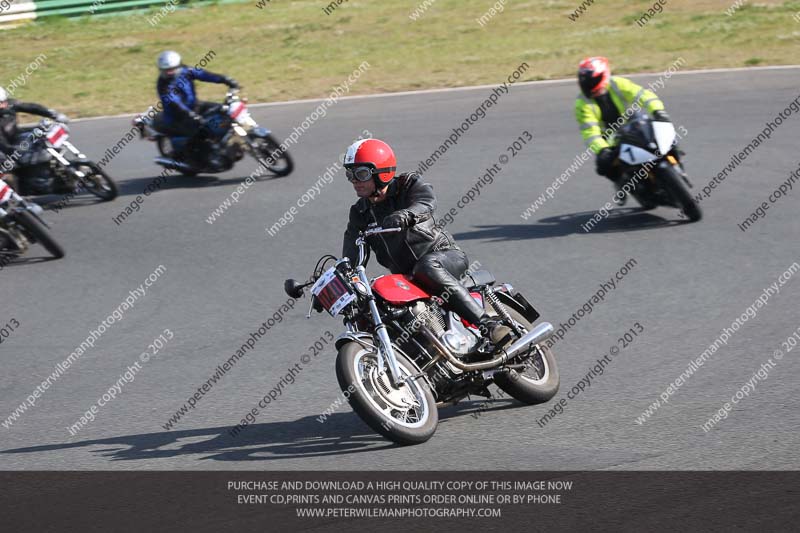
[335,342,438,445]
[251,134,294,177]
[658,163,702,222]
[13,210,64,259]
[72,162,118,201]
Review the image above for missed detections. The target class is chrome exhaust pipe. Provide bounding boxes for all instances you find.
[154,157,194,173]
[421,321,554,372]
[501,322,554,361]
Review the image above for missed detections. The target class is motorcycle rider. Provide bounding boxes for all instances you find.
[341,139,508,356]
[0,87,69,194]
[153,50,239,167]
[575,57,671,204]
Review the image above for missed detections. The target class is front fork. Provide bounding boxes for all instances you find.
[355,264,405,387]
[665,154,693,190]
[47,142,87,182]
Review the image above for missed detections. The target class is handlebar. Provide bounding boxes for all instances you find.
[362,226,402,238]
[354,226,401,268]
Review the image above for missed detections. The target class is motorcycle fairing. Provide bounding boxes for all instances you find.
[618,114,676,165]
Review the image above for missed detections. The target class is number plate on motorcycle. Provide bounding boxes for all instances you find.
[228,101,249,121]
[46,125,68,148]
[311,267,356,316]
[0,180,13,203]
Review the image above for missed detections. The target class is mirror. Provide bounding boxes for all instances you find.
[284,279,305,298]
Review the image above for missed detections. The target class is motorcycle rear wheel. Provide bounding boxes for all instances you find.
[13,210,64,259]
[493,308,560,404]
[335,342,438,445]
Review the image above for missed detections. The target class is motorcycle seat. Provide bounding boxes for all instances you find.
[463,269,495,288]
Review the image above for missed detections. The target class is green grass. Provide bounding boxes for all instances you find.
[1,0,796,117]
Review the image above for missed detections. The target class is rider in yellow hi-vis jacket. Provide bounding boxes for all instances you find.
[575,57,671,203]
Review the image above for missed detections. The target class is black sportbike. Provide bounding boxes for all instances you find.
[614,111,701,221]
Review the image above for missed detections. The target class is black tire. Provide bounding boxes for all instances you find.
[630,191,658,210]
[254,134,294,177]
[658,163,702,222]
[14,210,64,259]
[74,161,118,201]
[156,136,170,158]
[493,308,560,404]
[335,341,438,445]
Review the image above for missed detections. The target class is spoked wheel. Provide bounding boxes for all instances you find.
[493,308,559,404]
[252,134,294,177]
[72,162,118,201]
[336,342,437,445]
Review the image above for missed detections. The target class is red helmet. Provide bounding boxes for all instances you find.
[343,139,397,186]
[578,57,611,98]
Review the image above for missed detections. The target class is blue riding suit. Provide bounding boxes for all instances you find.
[155,67,230,137]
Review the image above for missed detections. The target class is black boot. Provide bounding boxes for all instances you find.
[478,315,512,346]
[465,315,512,361]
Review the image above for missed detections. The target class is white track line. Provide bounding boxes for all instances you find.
[73,64,800,123]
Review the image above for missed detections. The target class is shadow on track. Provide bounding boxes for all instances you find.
[454,207,687,241]
[21,193,104,213]
[0,255,59,268]
[1,400,522,463]
[114,172,284,199]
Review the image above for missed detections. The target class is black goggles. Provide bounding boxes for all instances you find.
[345,165,396,182]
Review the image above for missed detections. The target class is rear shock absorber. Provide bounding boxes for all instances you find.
[484,288,522,335]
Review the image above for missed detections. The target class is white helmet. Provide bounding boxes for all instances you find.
[157,50,181,71]
[0,87,7,103]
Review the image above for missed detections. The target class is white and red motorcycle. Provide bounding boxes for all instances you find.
[134,90,294,177]
[9,119,118,201]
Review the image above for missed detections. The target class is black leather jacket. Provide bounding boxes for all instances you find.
[343,173,457,274]
[0,100,57,152]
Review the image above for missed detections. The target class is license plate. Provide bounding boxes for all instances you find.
[46,124,68,148]
[311,267,356,316]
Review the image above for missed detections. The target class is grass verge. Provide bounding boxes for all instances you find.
[1,0,797,117]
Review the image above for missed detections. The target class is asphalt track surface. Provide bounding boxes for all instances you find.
[1,68,799,471]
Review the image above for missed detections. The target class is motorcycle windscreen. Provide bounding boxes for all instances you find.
[372,275,430,305]
[652,121,676,156]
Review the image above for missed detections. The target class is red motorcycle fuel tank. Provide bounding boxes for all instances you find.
[372,275,430,305]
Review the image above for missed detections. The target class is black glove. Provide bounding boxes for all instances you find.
[596,147,617,177]
[652,110,670,122]
[225,77,240,89]
[383,211,411,229]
